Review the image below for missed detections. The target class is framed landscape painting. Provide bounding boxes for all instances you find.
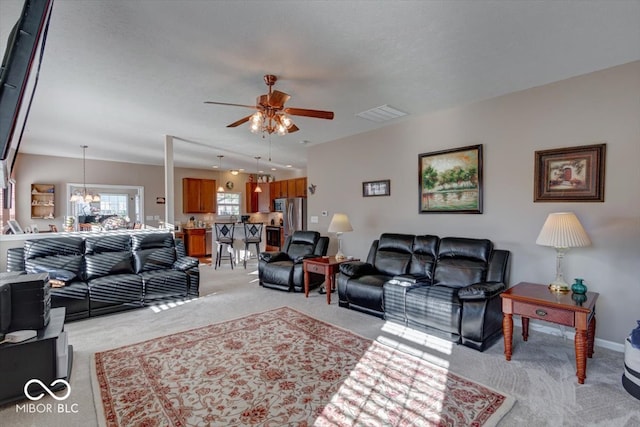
[419,144,483,214]
[534,143,606,202]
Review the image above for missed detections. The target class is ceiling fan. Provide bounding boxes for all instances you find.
[204,74,334,136]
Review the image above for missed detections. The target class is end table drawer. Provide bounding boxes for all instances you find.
[514,302,574,326]
[305,263,325,275]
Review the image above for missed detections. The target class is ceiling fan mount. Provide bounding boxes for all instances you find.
[205,74,334,136]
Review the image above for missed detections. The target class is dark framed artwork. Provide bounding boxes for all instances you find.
[418,144,483,213]
[534,143,606,202]
[362,180,390,197]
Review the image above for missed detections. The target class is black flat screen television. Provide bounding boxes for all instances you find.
[0,0,54,188]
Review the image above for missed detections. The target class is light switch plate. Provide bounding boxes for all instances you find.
[310,216,319,224]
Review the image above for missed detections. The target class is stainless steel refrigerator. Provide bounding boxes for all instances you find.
[279,197,307,242]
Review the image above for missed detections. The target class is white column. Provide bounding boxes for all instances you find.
[164,135,175,228]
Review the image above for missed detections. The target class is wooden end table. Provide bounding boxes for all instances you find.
[303,256,358,304]
[501,282,599,384]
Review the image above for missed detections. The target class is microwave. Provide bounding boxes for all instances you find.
[273,199,285,212]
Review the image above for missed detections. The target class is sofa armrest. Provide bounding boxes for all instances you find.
[458,281,506,301]
[339,261,377,278]
[259,251,290,263]
[173,256,199,271]
[294,254,318,263]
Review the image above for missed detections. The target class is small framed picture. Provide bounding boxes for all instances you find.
[534,143,606,202]
[362,180,391,197]
[8,220,23,234]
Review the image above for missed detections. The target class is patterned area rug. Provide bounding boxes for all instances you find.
[91,307,514,426]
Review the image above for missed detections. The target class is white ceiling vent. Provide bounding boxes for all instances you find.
[356,104,408,122]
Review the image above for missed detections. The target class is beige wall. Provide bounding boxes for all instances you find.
[10,155,300,229]
[308,61,640,344]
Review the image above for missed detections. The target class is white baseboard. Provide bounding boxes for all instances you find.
[514,316,624,353]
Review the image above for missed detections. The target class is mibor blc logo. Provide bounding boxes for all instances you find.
[16,379,79,414]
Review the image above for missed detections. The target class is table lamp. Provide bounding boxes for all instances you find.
[535,212,591,292]
[328,213,353,260]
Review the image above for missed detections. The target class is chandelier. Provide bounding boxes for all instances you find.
[69,145,100,203]
[249,110,294,136]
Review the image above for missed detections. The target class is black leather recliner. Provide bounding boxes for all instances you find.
[258,231,329,292]
[337,233,510,351]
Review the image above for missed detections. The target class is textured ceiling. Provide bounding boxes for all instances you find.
[1,0,639,173]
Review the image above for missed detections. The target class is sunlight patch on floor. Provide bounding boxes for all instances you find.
[377,321,453,368]
[148,297,197,313]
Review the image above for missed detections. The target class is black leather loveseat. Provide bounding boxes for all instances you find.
[258,231,329,292]
[337,233,510,351]
[6,231,199,321]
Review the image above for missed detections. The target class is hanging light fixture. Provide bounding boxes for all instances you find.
[254,156,262,193]
[216,155,225,192]
[69,145,100,203]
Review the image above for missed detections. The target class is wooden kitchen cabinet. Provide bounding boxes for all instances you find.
[183,178,216,213]
[246,182,271,213]
[287,179,296,197]
[294,177,307,197]
[184,228,206,257]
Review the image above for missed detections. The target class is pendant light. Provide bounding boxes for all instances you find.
[254,156,262,193]
[69,145,100,203]
[217,155,225,192]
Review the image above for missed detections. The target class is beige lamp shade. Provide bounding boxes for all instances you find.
[536,212,591,248]
[328,213,353,233]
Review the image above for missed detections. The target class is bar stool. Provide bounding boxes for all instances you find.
[214,223,235,269]
[242,222,263,268]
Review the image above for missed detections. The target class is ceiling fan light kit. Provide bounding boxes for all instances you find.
[205,74,334,137]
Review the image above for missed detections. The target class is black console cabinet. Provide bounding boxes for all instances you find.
[0,307,73,405]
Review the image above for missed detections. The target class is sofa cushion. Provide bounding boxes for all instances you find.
[405,285,461,336]
[24,237,85,259]
[434,238,492,288]
[88,274,143,306]
[342,274,388,313]
[260,260,294,287]
[26,255,84,281]
[140,270,188,301]
[131,233,174,251]
[373,233,414,276]
[85,251,134,280]
[409,235,439,277]
[85,234,131,254]
[31,265,77,282]
[134,247,177,273]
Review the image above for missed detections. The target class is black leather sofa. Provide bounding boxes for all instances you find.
[6,232,199,321]
[337,233,510,351]
[258,231,329,292]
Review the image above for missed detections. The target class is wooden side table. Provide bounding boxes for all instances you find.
[501,282,599,384]
[303,257,358,304]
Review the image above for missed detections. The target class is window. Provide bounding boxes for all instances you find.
[99,194,129,216]
[217,192,240,216]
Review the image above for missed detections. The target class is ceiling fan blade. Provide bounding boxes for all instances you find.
[284,107,334,120]
[227,115,252,128]
[267,90,290,108]
[204,101,258,109]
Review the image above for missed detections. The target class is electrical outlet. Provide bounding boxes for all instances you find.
[146,215,153,220]
[154,215,160,220]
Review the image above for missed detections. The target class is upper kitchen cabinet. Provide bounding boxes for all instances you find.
[245,182,271,213]
[183,178,216,213]
[294,177,307,198]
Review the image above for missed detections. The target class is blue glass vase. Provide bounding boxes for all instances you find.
[571,278,587,295]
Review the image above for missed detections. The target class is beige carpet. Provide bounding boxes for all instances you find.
[92,307,514,426]
[1,260,639,426]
